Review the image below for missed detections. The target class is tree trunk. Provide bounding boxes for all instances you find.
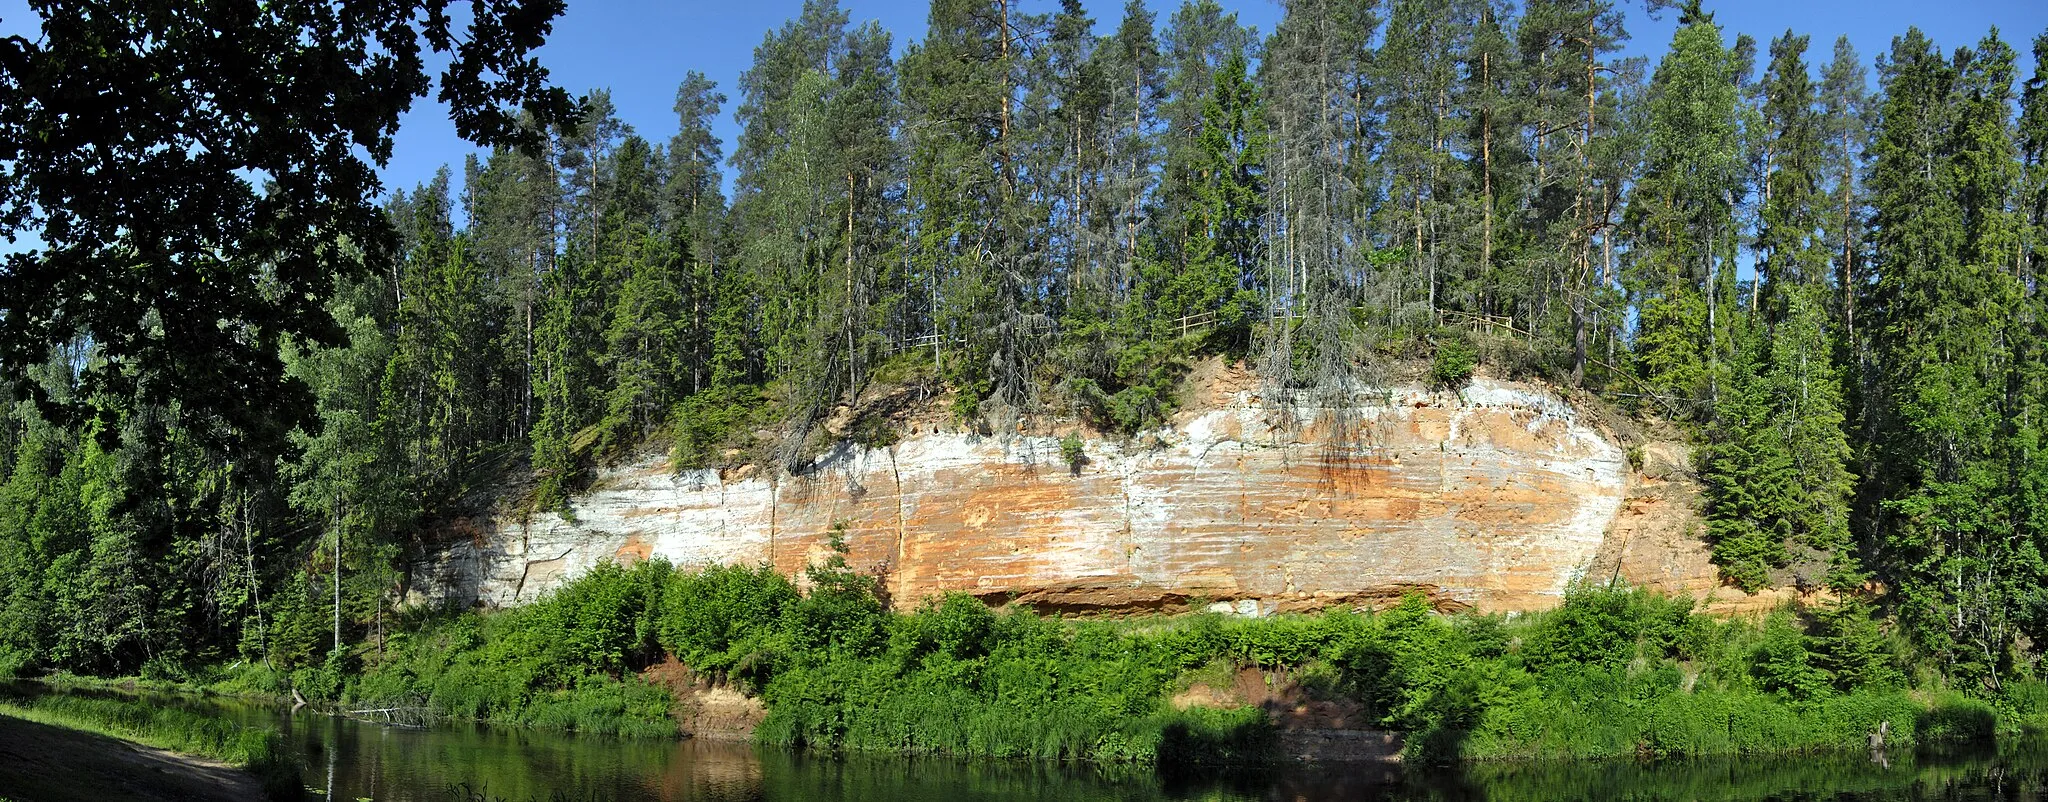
[1481,49,1494,318]
[1570,20,1597,386]
[331,496,342,659]
[847,171,860,397]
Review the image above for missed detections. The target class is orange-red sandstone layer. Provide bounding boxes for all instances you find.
[411,378,1631,614]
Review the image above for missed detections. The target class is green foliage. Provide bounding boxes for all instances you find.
[0,0,574,451]
[1806,598,1904,692]
[1430,335,1478,390]
[380,569,1994,765]
[7,0,2048,774]
[668,386,767,470]
[345,560,679,737]
[1633,287,1712,413]
[1520,583,1698,673]
[1059,433,1086,467]
[1070,375,1179,435]
[658,563,799,687]
[1750,613,1830,701]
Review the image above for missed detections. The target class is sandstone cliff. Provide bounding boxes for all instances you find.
[410,368,1787,615]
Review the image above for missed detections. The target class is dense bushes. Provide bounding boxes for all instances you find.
[340,555,2033,766]
[1430,334,1478,389]
[341,559,678,737]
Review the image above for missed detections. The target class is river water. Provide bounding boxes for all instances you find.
[10,684,2048,801]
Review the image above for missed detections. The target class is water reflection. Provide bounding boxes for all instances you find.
[264,711,2048,802]
[9,682,2048,801]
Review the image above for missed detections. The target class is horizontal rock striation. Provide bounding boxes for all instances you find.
[411,377,1634,614]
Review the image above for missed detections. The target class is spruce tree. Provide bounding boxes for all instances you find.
[1160,50,1266,353]
[1767,284,1859,586]
[1864,28,2032,688]
[1704,322,1798,592]
[1755,32,1825,305]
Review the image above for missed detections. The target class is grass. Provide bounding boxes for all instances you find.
[0,693,300,799]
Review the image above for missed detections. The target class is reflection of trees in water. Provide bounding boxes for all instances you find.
[1451,744,2035,802]
[18,685,2048,802]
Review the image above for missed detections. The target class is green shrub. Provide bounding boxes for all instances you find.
[1059,432,1085,468]
[659,563,797,684]
[1430,335,1478,389]
[333,561,2016,768]
[1917,692,1997,743]
[1521,583,1670,672]
[669,385,765,470]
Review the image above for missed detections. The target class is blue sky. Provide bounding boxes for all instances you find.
[2,0,2046,219]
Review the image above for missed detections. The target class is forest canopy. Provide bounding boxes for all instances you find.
[1,0,2047,706]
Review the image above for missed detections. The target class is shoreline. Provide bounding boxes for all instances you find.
[0,712,267,802]
[0,675,2016,780]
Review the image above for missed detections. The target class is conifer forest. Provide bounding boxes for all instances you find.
[6,0,2048,747]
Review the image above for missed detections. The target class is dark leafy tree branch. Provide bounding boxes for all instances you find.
[0,0,574,451]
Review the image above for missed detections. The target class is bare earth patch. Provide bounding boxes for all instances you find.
[642,656,766,742]
[1172,665,1404,764]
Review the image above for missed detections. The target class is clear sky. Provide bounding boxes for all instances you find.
[1,0,2046,220]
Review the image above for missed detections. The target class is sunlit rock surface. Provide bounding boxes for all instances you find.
[411,377,1638,613]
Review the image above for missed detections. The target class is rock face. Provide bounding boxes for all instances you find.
[413,376,1652,614]
[1589,441,1834,615]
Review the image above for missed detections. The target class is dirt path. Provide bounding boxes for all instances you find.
[0,713,267,801]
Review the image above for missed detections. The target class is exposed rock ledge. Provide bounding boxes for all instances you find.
[407,375,1706,615]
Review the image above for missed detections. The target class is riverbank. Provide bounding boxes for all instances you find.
[0,694,300,799]
[325,558,2043,766]
[0,710,267,801]
[8,557,2040,770]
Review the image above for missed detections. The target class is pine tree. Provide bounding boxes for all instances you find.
[1378,0,1473,328]
[1258,0,1376,388]
[1058,0,1156,400]
[1156,0,1256,243]
[1816,37,1870,348]
[901,0,1020,419]
[664,73,728,396]
[1520,0,1627,384]
[729,0,851,394]
[1461,0,1528,320]
[465,117,561,436]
